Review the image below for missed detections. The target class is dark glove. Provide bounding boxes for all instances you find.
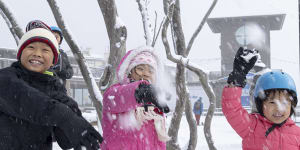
[57,107,103,150]
[135,83,158,105]
[161,106,170,113]
[77,126,103,150]
[227,47,258,87]
[135,83,170,113]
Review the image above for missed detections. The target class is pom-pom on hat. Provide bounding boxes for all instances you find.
[17,28,59,64]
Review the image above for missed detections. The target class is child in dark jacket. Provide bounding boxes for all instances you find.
[222,47,300,150]
[50,26,74,87]
[0,21,102,150]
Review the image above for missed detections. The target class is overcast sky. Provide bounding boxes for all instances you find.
[1,0,299,90]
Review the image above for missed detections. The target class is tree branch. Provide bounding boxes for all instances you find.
[136,0,153,46]
[186,0,218,55]
[0,0,23,41]
[0,10,19,45]
[152,17,165,47]
[97,0,127,92]
[152,11,158,46]
[47,0,104,122]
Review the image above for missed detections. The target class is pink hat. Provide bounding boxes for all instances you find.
[127,51,157,74]
[117,46,161,84]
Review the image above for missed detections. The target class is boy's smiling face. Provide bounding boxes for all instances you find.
[20,42,54,73]
[263,90,292,124]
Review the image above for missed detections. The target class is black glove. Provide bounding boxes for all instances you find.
[162,106,170,113]
[227,47,258,87]
[135,83,170,113]
[157,105,170,113]
[77,126,103,150]
[56,105,103,150]
[135,83,158,105]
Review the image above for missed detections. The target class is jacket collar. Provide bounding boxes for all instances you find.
[11,61,56,84]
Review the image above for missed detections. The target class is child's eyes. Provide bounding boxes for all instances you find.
[136,67,144,71]
[43,49,51,52]
[27,45,34,49]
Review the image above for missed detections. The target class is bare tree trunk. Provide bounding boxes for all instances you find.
[187,64,217,150]
[97,0,127,93]
[0,0,23,42]
[185,1,218,149]
[47,0,103,122]
[171,1,198,149]
[163,0,198,149]
[162,0,218,149]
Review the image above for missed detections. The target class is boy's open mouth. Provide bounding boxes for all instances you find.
[29,59,43,65]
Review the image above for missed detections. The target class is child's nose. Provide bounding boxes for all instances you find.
[32,49,42,57]
[143,70,152,78]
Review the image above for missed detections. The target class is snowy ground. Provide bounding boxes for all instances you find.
[54,110,242,150]
[53,110,300,150]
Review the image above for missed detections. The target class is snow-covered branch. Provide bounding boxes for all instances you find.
[0,0,23,43]
[162,0,218,149]
[0,10,19,45]
[151,12,164,47]
[97,0,127,92]
[186,0,218,55]
[47,0,104,122]
[136,0,153,46]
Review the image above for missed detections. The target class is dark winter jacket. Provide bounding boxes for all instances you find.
[52,49,73,86]
[0,61,82,150]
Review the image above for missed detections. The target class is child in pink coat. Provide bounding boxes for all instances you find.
[101,46,170,150]
[222,47,300,150]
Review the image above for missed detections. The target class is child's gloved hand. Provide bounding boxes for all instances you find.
[77,126,103,150]
[135,83,170,113]
[56,106,103,150]
[161,106,170,113]
[227,47,258,87]
[135,83,158,105]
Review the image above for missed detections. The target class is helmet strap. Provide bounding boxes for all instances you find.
[265,119,287,137]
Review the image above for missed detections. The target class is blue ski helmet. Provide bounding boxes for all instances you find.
[50,26,63,44]
[254,70,298,115]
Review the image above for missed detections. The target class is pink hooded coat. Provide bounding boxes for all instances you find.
[101,47,166,150]
[222,86,300,150]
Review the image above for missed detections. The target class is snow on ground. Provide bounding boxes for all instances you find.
[53,111,300,150]
[171,115,242,150]
[54,112,242,150]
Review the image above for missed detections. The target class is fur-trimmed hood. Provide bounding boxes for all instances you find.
[117,46,163,84]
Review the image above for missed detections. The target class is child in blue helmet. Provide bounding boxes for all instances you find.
[222,47,300,150]
[50,26,74,87]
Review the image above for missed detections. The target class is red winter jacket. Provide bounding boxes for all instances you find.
[222,86,300,150]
